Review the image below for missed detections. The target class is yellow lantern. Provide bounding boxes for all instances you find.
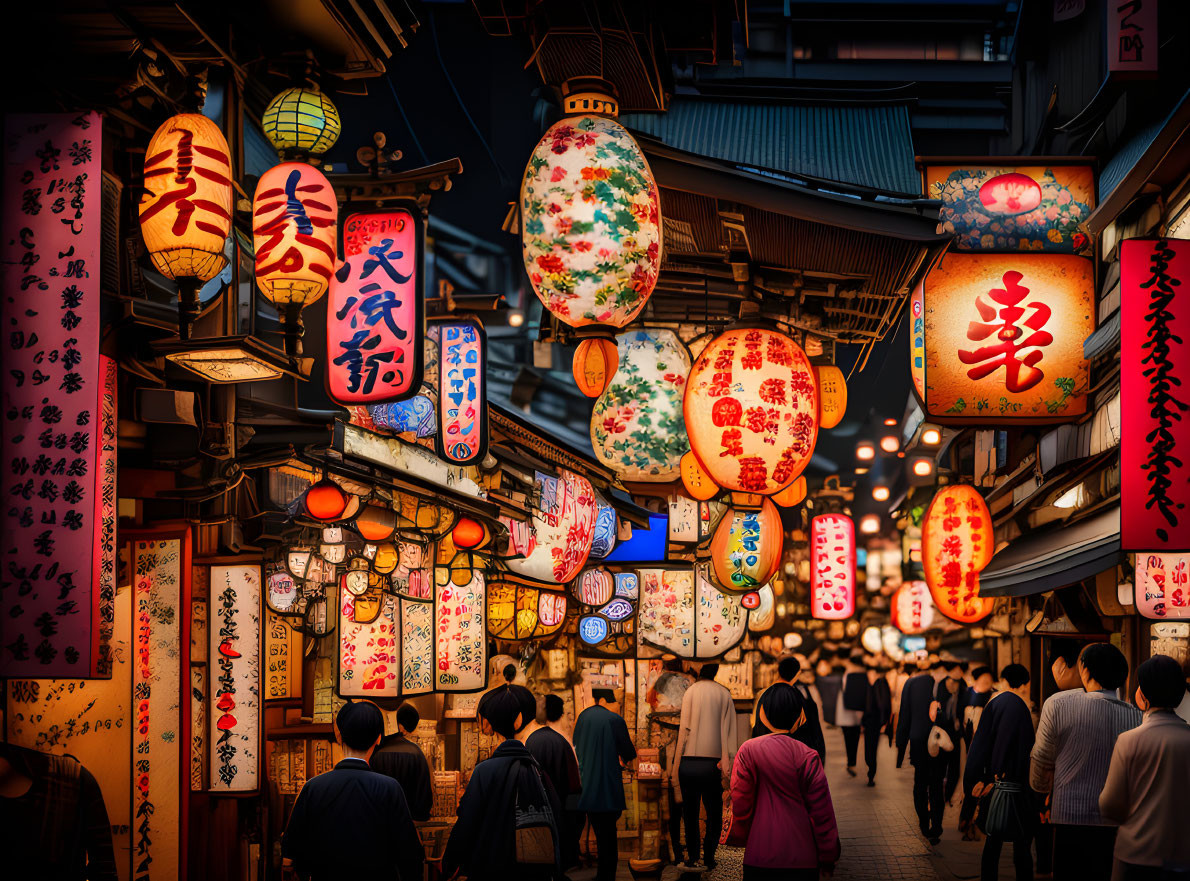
[572,338,618,398]
[262,87,341,157]
[709,498,783,593]
[681,451,719,501]
[139,113,233,283]
[813,365,847,430]
[252,162,338,307]
[772,476,807,508]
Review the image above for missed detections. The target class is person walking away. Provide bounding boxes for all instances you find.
[838,652,868,777]
[283,701,424,881]
[1030,643,1142,881]
[959,666,997,838]
[889,662,914,747]
[751,656,826,762]
[862,659,892,786]
[673,662,739,872]
[896,661,950,844]
[731,684,840,881]
[442,672,561,881]
[964,664,1035,881]
[792,653,828,763]
[1176,655,1190,723]
[1100,655,1190,880]
[816,651,845,727]
[526,694,583,872]
[574,688,636,881]
[371,702,434,822]
[935,660,967,806]
[1033,639,1086,877]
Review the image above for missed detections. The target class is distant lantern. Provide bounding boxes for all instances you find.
[253,162,338,308]
[304,478,349,522]
[861,626,883,654]
[710,498,783,593]
[685,328,819,495]
[923,485,995,623]
[810,514,856,620]
[772,476,807,508]
[139,113,233,283]
[892,580,937,635]
[1134,553,1190,620]
[354,503,396,542]
[262,87,341,157]
[814,365,847,430]
[434,317,487,465]
[452,517,487,551]
[573,338,618,398]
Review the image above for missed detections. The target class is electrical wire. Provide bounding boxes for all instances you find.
[385,73,429,166]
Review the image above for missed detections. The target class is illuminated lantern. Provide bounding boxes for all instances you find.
[327,208,424,404]
[487,580,567,641]
[923,485,995,623]
[685,328,819,494]
[681,452,719,501]
[261,87,341,157]
[740,592,761,610]
[772,476,807,508]
[304,478,349,522]
[813,365,847,430]
[810,514,856,620]
[861,626,883,654]
[979,172,1043,215]
[710,499,783,593]
[139,113,233,283]
[573,338,618,397]
[500,470,596,584]
[434,317,487,465]
[354,503,396,542]
[452,517,487,551]
[1134,553,1190,620]
[591,329,690,482]
[575,568,614,606]
[891,580,937,634]
[589,498,617,559]
[371,542,399,575]
[252,162,338,307]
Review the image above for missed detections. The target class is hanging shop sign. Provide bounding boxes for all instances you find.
[398,596,434,694]
[209,565,261,793]
[923,485,995,623]
[891,580,937,634]
[810,514,856,620]
[434,317,487,465]
[668,494,698,543]
[264,609,302,701]
[1,112,117,679]
[636,567,747,659]
[685,327,819,494]
[1121,239,1190,551]
[500,470,596,584]
[912,252,1093,424]
[486,579,568,641]
[709,498,783,593]
[1134,553,1190,620]
[252,161,337,307]
[434,570,486,691]
[590,328,690,481]
[1107,0,1158,74]
[327,208,424,404]
[338,586,400,697]
[338,422,484,501]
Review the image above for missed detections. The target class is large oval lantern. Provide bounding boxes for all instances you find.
[139,113,233,283]
[891,580,937,634]
[709,498,783,593]
[1134,553,1190,620]
[500,470,596,584]
[685,328,819,494]
[434,317,487,465]
[252,162,338,307]
[810,513,856,620]
[813,365,847,430]
[923,485,995,623]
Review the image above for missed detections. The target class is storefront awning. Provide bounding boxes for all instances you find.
[979,507,1121,598]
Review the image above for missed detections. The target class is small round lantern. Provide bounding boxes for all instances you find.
[573,337,618,397]
[813,365,847,430]
[709,498,783,593]
[304,478,349,522]
[370,542,399,575]
[452,517,488,551]
[354,503,397,542]
[262,86,342,157]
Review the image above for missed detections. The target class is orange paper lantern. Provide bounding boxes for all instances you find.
[772,476,807,508]
[810,514,855,620]
[305,478,349,522]
[709,498,783,593]
[452,517,487,551]
[572,338,618,397]
[252,161,338,306]
[813,365,847,430]
[354,503,396,542]
[923,485,995,623]
[680,451,719,501]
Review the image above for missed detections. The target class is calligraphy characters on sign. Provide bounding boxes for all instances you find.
[252,162,338,306]
[434,318,487,465]
[922,486,994,624]
[810,514,856,620]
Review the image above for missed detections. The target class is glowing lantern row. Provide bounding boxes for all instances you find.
[487,581,567,641]
[500,470,596,584]
[262,87,342,157]
[922,485,995,623]
[810,514,856,620]
[435,318,487,465]
[253,162,338,307]
[709,498,783,593]
[572,569,637,656]
[139,113,233,283]
[1135,553,1190,620]
[813,365,847,430]
[591,328,690,482]
[685,328,819,494]
[573,338,618,397]
[891,580,937,634]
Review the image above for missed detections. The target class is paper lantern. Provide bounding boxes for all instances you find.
[861,626,883,654]
[573,338,618,397]
[500,470,596,584]
[1135,553,1190,620]
[923,485,995,623]
[252,162,338,306]
[576,568,614,606]
[370,543,399,575]
[451,517,486,551]
[305,478,349,521]
[571,568,636,656]
[892,580,937,634]
[591,329,691,482]
[772,476,807,508]
[709,498,783,593]
[262,87,341,157]
[681,452,719,501]
[435,317,487,465]
[685,328,819,494]
[139,113,233,282]
[810,514,856,620]
[589,498,618,559]
[814,365,847,430]
[487,581,567,641]
[354,503,396,542]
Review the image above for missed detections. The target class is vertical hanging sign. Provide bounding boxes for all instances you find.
[1,112,113,678]
[1107,0,1158,74]
[434,571,486,691]
[435,317,487,465]
[1121,239,1190,551]
[810,514,856,620]
[209,564,261,793]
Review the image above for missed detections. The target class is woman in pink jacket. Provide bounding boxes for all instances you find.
[731,684,841,880]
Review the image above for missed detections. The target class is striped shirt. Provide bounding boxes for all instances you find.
[1030,688,1142,825]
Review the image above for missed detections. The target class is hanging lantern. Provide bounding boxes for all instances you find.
[575,568,614,606]
[923,485,995,623]
[266,566,299,614]
[772,476,807,508]
[434,317,488,465]
[685,327,819,494]
[499,470,596,584]
[452,517,488,551]
[573,338,618,397]
[740,591,761,610]
[304,478,349,521]
[261,86,342,157]
[520,78,662,382]
[810,514,856,620]
[139,113,233,284]
[892,580,937,634]
[253,162,338,309]
[710,498,783,593]
[589,498,618,559]
[1135,553,1190,620]
[354,503,397,542]
[813,365,848,430]
[681,451,719,501]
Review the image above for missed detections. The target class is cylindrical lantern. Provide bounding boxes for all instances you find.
[573,338,618,398]
[923,485,995,623]
[813,365,847,430]
[681,451,719,501]
[892,580,937,634]
[772,476,808,508]
[685,327,819,494]
[304,478,349,522]
[810,513,856,620]
[354,503,396,542]
[262,87,342,157]
[1135,553,1190,619]
[710,498,783,593]
[252,162,338,307]
[139,113,233,283]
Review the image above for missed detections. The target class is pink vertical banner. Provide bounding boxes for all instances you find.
[1,111,110,677]
[435,317,487,465]
[810,514,856,620]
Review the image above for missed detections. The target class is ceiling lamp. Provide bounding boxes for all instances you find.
[452,517,488,551]
[572,338,618,398]
[859,514,881,534]
[856,442,876,461]
[880,435,900,453]
[262,86,341,158]
[354,503,397,542]
[912,458,935,477]
[813,365,847,430]
[872,485,891,502]
[921,427,942,445]
[304,477,349,522]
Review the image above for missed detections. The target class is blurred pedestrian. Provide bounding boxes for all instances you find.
[862,658,892,786]
[838,652,867,777]
[816,650,846,727]
[896,660,950,844]
[1030,643,1142,881]
[889,662,914,747]
[371,702,433,821]
[1100,655,1190,880]
[574,688,635,881]
[936,659,967,806]
[752,655,826,762]
[958,666,997,837]
[526,694,583,872]
[1034,639,1086,876]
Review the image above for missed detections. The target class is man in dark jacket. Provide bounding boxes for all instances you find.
[575,688,637,881]
[526,694,583,871]
[371,702,434,821]
[862,659,892,786]
[897,661,950,844]
[282,701,424,881]
[752,656,826,762]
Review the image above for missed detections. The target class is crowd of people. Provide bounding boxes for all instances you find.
[278,647,1190,881]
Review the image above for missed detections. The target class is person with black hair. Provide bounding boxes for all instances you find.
[861,658,892,786]
[896,660,950,844]
[751,656,826,762]
[526,694,583,871]
[282,701,424,881]
[1049,639,1085,692]
[442,666,562,881]
[372,702,434,821]
[1178,654,1190,723]
[1031,643,1142,881]
[574,688,636,881]
[957,665,997,837]
[837,652,868,777]
[1100,654,1190,879]
[815,650,846,727]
